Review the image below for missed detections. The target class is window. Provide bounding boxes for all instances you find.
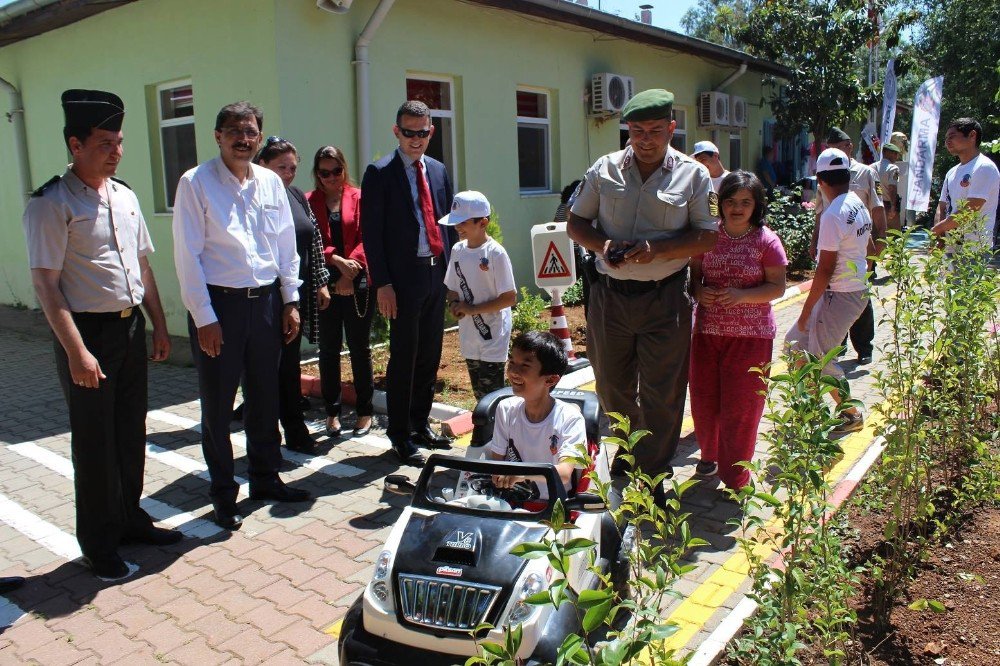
[729,133,742,170]
[156,81,197,210]
[670,108,687,153]
[516,88,550,192]
[406,77,456,178]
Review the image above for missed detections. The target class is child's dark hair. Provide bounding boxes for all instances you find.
[717,170,767,227]
[512,331,567,378]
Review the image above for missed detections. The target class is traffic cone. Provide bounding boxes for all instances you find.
[548,289,589,371]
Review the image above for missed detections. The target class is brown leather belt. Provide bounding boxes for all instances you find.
[73,306,135,321]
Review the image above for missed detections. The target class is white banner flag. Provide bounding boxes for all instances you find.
[907,76,944,212]
[879,59,897,152]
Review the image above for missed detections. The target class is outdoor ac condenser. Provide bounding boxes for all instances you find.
[698,91,730,128]
[730,95,749,128]
[591,73,635,115]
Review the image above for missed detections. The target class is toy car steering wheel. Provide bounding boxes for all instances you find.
[466,473,539,504]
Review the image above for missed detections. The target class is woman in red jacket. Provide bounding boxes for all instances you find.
[307,146,374,438]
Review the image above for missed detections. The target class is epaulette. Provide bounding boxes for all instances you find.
[110,177,132,190]
[31,175,61,198]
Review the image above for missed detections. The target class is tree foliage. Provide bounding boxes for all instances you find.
[739,0,886,144]
[680,0,753,50]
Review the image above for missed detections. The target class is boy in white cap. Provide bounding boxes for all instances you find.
[785,148,871,433]
[692,141,729,192]
[441,191,517,400]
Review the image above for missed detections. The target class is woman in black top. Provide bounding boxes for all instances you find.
[254,137,331,453]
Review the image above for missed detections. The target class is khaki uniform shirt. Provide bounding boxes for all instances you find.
[570,146,718,280]
[23,168,151,313]
[877,158,900,200]
[817,159,884,214]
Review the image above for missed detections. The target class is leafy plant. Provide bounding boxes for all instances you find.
[468,414,705,665]
[764,188,815,273]
[512,286,548,335]
[561,277,585,307]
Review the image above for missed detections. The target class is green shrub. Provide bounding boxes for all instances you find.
[561,277,584,306]
[512,286,548,334]
[765,189,815,273]
[486,209,503,246]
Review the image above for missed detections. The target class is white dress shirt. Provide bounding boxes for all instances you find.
[172,156,301,327]
[397,148,432,257]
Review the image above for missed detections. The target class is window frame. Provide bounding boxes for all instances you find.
[516,86,552,194]
[729,132,743,171]
[670,108,687,154]
[405,74,457,179]
[154,79,196,212]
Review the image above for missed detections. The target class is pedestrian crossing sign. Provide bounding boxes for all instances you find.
[531,222,576,290]
[537,242,571,279]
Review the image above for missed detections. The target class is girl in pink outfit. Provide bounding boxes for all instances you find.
[689,171,787,491]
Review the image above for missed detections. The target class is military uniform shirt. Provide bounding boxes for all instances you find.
[877,158,900,199]
[816,159,884,215]
[23,168,151,313]
[570,146,718,280]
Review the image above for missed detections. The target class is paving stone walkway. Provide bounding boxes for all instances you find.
[0,275,893,665]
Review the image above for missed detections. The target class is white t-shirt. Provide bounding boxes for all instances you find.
[488,397,587,498]
[711,170,730,193]
[817,191,871,292]
[941,153,1000,246]
[444,238,516,362]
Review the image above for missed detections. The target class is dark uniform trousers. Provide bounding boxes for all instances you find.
[587,270,692,476]
[188,283,283,508]
[55,309,153,559]
[386,260,446,444]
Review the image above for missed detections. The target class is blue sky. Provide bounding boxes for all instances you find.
[0,0,698,32]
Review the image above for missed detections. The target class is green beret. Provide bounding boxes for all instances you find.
[883,143,902,154]
[826,126,851,143]
[622,88,674,122]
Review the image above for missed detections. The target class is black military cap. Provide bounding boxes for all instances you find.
[61,89,125,132]
[826,126,851,144]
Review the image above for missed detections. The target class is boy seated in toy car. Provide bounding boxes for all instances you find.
[489,331,587,498]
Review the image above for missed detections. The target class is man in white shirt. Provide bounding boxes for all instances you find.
[692,141,730,192]
[173,101,308,530]
[932,117,1000,253]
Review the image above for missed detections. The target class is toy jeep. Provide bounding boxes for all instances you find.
[338,389,634,665]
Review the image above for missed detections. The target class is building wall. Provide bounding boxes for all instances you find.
[0,0,775,335]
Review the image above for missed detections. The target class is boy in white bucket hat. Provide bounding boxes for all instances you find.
[441,191,517,400]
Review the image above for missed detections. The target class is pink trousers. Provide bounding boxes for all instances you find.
[689,333,773,489]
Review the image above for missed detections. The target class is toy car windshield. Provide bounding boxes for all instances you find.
[388,453,568,520]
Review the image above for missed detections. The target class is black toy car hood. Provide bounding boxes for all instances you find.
[393,510,549,587]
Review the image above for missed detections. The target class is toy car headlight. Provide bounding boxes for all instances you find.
[371,549,393,608]
[507,572,545,626]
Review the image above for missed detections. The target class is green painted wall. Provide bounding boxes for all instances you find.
[0,0,776,336]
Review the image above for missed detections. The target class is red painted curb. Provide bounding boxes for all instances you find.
[299,374,356,406]
[442,410,474,438]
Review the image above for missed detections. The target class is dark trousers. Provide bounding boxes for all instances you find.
[319,291,375,418]
[386,262,446,444]
[278,330,309,442]
[188,284,283,508]
[587,273,692,475]
[55,310,152,559]
[845,299,875,357]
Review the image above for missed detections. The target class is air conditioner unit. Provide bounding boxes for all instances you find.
[730,95,748,128]
[591,73,635,115]
[698,91,730,128]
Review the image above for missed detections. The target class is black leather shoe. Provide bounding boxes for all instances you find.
[285,434,318,455]
[391,440,427,467]
[82,553,134,580]
[0,576,25,594]
[213,504,243,530]
[249,480,311,502]
[411,426,452,450]
[122,525,183,545]
[857,354,872,365]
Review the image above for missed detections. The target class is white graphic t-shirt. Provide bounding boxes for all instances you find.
[444,238,516,362]
[941,153,1000,246]
[817,191,872,292]
[488,397,587,498]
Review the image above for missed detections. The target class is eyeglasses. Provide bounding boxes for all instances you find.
[222,127,261,139]
[317,167,344,179]
[398,127,431,139]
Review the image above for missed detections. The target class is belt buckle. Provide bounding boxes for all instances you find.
[120,307,133,319]
[247,287,259,299]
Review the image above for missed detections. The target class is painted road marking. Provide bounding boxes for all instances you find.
[0,596,26,632]
[324,618,343,638]
[144,441,250,498]
[0,493,81,560]
[9,441,223,539]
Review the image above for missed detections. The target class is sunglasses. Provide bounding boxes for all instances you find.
[264,135,284,145]
[317,167,344,179]
[398,127,431,139]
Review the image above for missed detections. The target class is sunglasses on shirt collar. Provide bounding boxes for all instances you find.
[398,127,432,139]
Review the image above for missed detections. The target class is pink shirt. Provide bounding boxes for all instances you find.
[693,225,787,339]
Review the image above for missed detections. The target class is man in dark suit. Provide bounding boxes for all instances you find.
[361,100,456,466]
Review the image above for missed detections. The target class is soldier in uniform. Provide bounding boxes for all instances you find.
[811,127,888,365]
[23,89,179,581]
[567,88,718,505]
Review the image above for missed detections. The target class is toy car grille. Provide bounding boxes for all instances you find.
[397,574,502,632]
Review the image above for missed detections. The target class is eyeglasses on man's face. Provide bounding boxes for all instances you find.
[317,167,344,179]
[398,127,431,139]
[221,127,261,139]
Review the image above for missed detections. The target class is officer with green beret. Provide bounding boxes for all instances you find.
[567,88,718,504]
[23,89,180,581]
